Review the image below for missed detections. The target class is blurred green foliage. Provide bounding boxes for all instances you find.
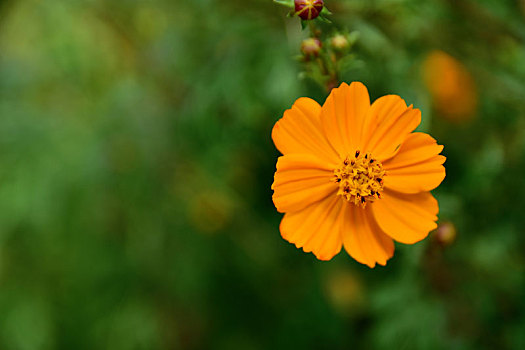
[0,0,524,349]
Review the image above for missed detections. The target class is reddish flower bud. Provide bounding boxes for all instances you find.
[294,0,324,21]
[433,222,457,247]
[301,38,322,57]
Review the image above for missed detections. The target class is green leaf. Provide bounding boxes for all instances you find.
[301,20,308,30]
[348,31,360,45]
[273,0,294,8]
[316,15,332,24]
[338,55,364,73]
[321,6,332,15]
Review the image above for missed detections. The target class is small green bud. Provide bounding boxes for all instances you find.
[330,34,349,51]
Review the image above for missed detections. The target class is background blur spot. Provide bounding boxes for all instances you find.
[422,50,477,123]
[0,0,523,349]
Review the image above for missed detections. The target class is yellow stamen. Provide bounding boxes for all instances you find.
[333,151,386,207]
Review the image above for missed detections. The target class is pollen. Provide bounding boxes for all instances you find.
[333,151,386,207]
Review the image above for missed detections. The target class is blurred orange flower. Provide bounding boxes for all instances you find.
[271,82,446,267]
[422,50,477,121]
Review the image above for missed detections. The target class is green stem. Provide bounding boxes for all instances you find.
[307,20,340,92]
[308,21,319,38]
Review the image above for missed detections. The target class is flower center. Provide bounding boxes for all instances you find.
[333,151,386,207]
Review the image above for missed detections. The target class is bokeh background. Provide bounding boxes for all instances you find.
[0,0,524,349]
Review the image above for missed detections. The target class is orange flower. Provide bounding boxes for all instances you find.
[271,82,446,267]
[422,50,477,122]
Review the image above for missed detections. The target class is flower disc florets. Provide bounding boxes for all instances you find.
[333,151,386,207]
[294,0,324,20]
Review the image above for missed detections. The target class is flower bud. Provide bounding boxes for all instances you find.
[294,0,324,21]
[433,222,457,247]
[330,34,349,51]
[301,38,322,57]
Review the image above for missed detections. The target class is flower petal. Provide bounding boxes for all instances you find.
[272,154,337,213]
[320,82,370,157]
[272,97,339,163]
[280,195,343,260]
[341,203,394,267]
[361,95,406,141]
[362,95,421,161]
[383,133,446,193]
[371,189,438,244]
